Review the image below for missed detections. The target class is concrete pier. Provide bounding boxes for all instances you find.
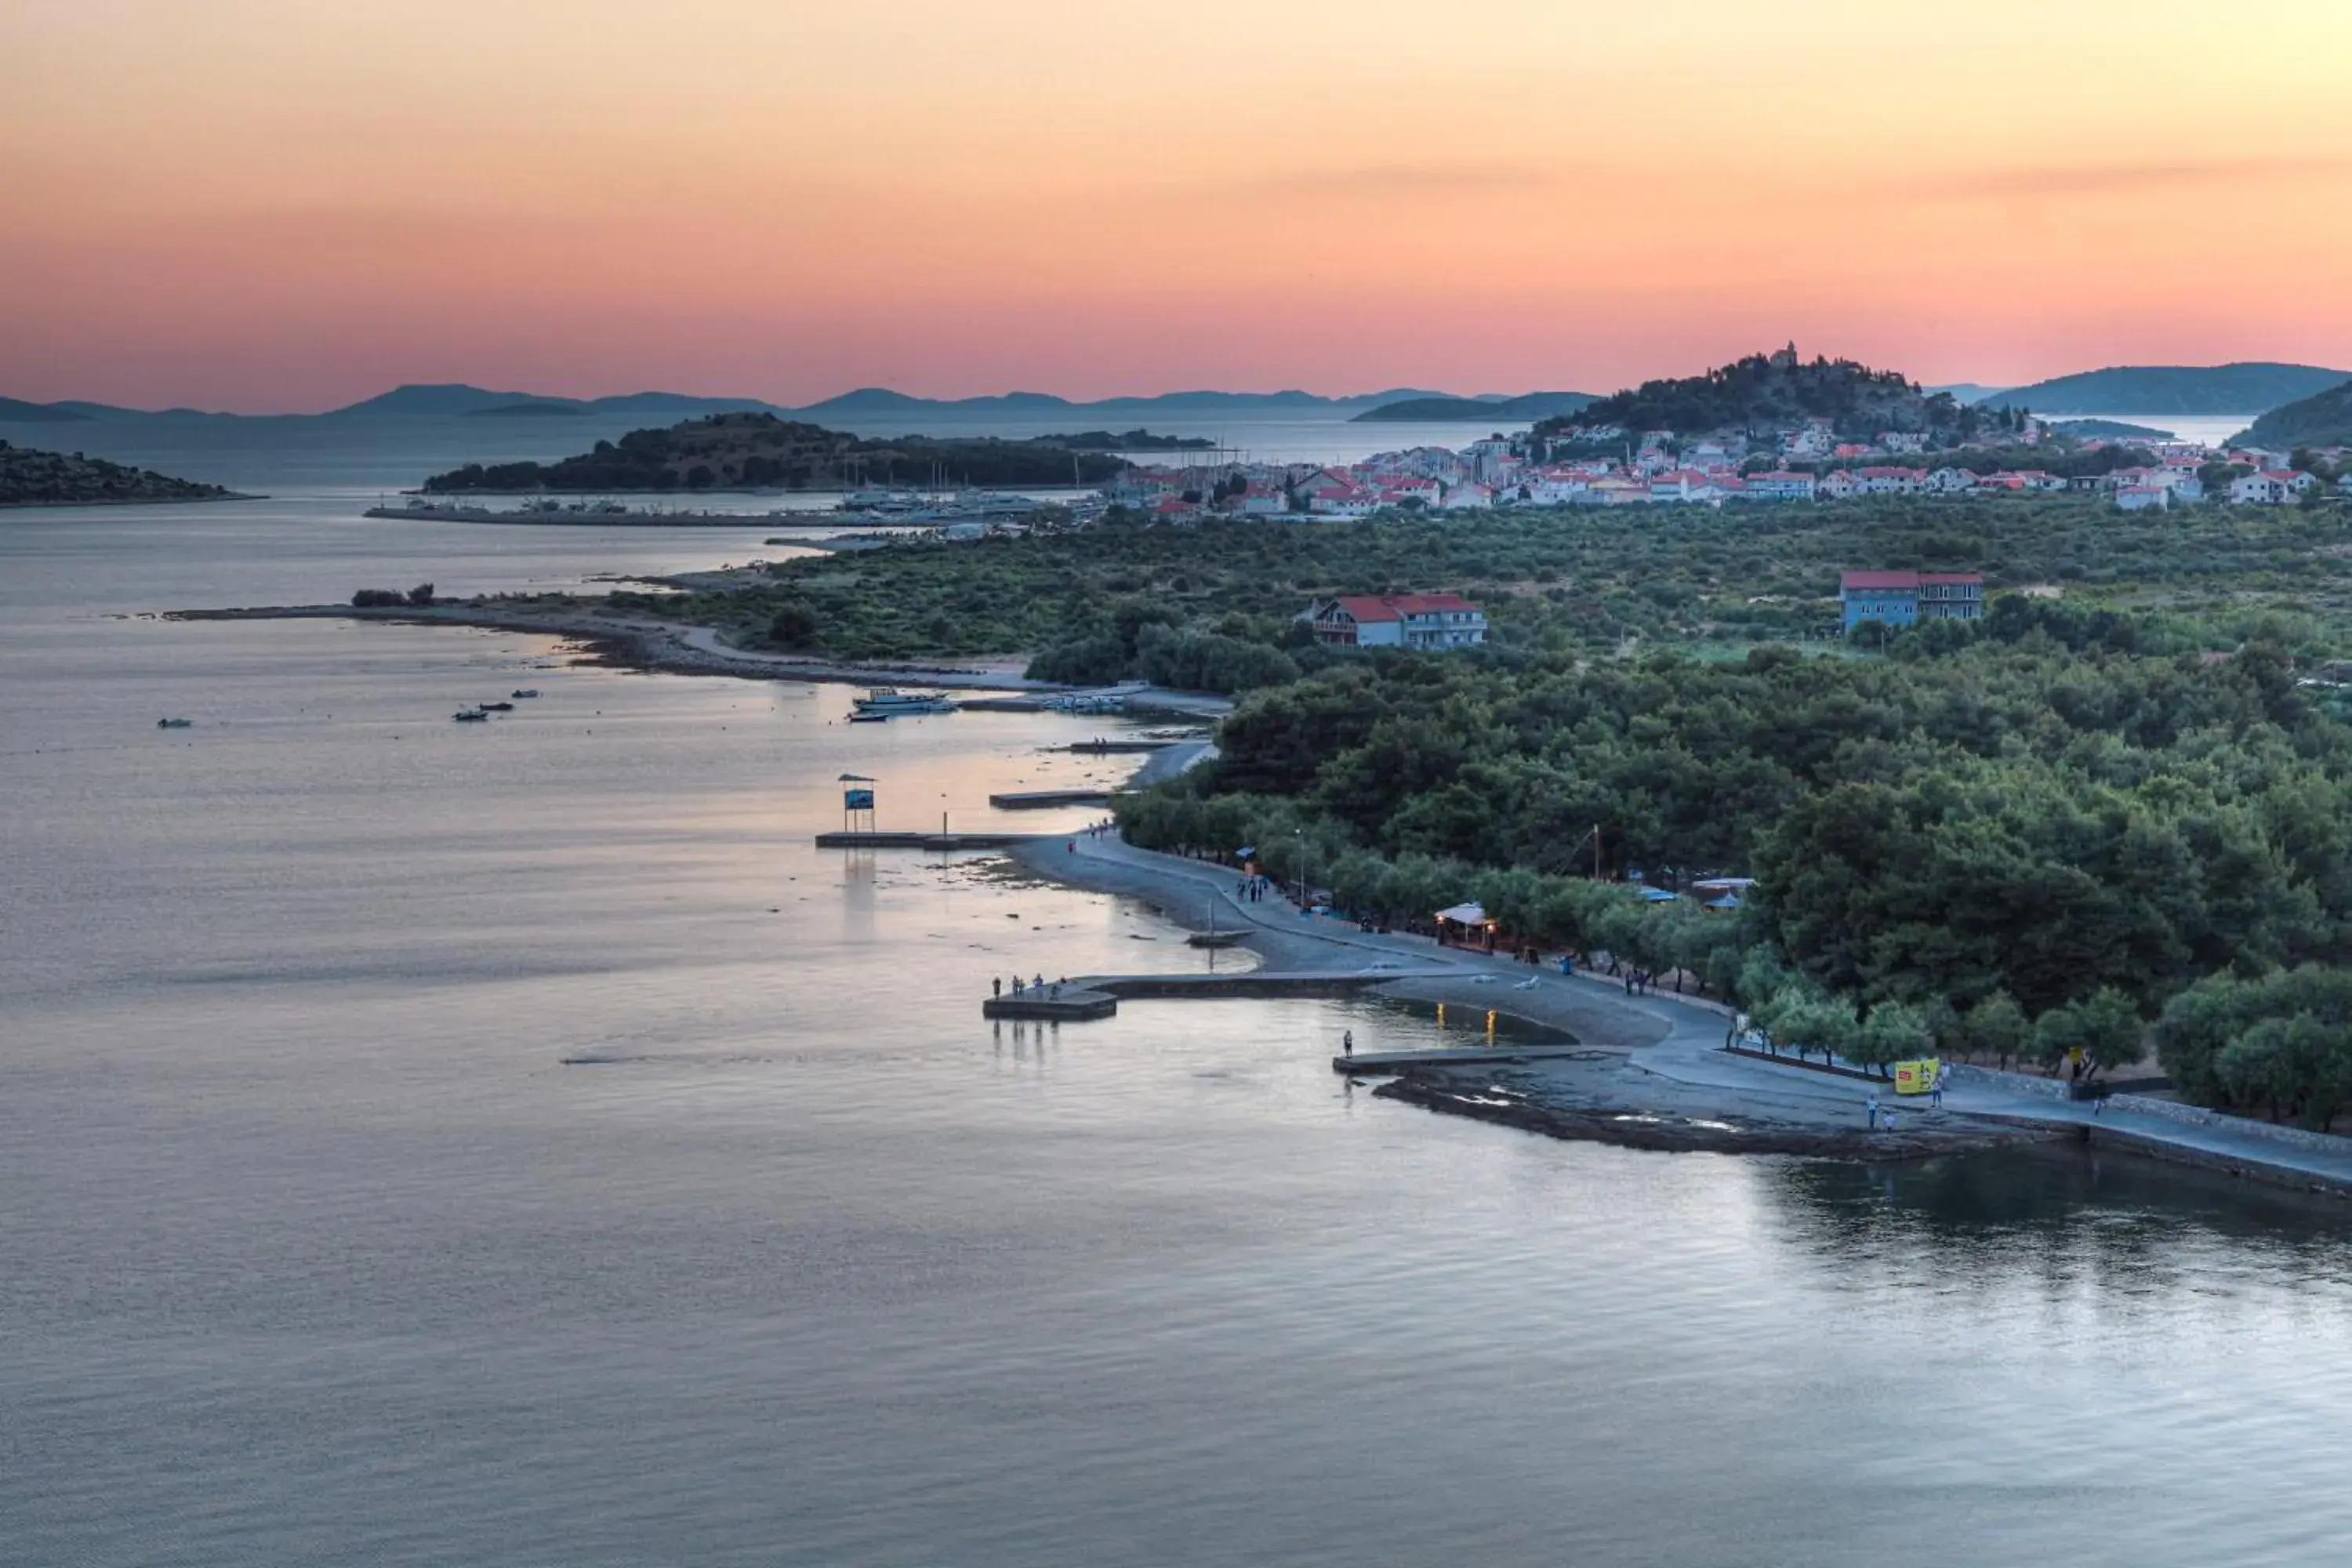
[987,789,1112,809]
[984,988,1118,1021]
[815,830,1044,849]
[977,967,1455,1022]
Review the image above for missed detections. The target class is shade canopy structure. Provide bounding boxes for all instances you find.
[1435,902,1488,925]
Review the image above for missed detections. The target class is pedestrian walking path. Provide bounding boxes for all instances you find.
[1027,832,2352,1195]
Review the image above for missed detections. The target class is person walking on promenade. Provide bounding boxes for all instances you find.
[1866,1093,1881,1131]
[1343,1029,1354,1059]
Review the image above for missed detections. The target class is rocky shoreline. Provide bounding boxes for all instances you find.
[1374,1064,2053,1160]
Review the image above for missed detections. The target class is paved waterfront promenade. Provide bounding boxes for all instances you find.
[1021,832,2352,1195]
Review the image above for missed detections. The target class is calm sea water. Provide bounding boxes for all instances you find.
[5,470,2352,1566]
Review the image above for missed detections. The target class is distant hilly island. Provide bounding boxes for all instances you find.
[1978,363,2352,415]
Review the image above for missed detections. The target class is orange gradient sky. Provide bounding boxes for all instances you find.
[5,0,2352,410]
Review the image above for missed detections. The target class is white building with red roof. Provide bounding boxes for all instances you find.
[1305,593,1489,650]
[1744,470,1817,501]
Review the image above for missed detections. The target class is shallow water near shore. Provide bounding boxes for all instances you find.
[9,501,2352,1566]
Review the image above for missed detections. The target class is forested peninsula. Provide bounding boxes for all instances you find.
[0,441,237,506]
[521,481,2352,1128]
[421,412,1131,492]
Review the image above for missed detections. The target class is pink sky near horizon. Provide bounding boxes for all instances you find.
[5,0,2352,412]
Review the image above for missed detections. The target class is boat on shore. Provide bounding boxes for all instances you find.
[854,688,956,717]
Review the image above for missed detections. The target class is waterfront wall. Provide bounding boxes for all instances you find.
[2103,1091,2352,1159]
[1947,1063,2352,1159]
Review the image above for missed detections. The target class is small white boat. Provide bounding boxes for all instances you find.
[853,688,955,716]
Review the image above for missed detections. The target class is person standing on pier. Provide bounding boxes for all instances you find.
[993,976,1003,1000]
[1343,1029,1354,1059]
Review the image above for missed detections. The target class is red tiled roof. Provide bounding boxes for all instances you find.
[1841,570,1983,590]
[1327,593,1480,622]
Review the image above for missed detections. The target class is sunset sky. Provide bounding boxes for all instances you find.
[6,0,2352,411]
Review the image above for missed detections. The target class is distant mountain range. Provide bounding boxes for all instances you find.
[1978,364,2352,415]
[11,364,2352,426]
[0,383,1477,423]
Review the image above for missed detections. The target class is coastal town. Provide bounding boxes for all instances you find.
[1104,416,2352,519]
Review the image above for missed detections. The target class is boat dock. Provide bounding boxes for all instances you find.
[987,788,1113,809]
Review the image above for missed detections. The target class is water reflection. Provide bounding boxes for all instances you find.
[1762,1142,2352,1300]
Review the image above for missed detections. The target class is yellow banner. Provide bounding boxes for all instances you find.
[1893,1058,1941,1096]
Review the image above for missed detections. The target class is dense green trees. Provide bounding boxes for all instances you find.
[1121,615,2352,1105]
[2156,967,2352,1127]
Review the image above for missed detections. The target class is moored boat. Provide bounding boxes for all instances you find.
[853,688,955,716]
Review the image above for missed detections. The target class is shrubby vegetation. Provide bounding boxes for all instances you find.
[353,583,435,608]
[586,488,2352,684]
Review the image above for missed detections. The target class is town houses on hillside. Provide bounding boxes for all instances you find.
[1091,429,2347,522]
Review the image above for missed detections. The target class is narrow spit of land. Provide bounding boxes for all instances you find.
[1012,831,2352,1189]
[168,601,1239,716]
